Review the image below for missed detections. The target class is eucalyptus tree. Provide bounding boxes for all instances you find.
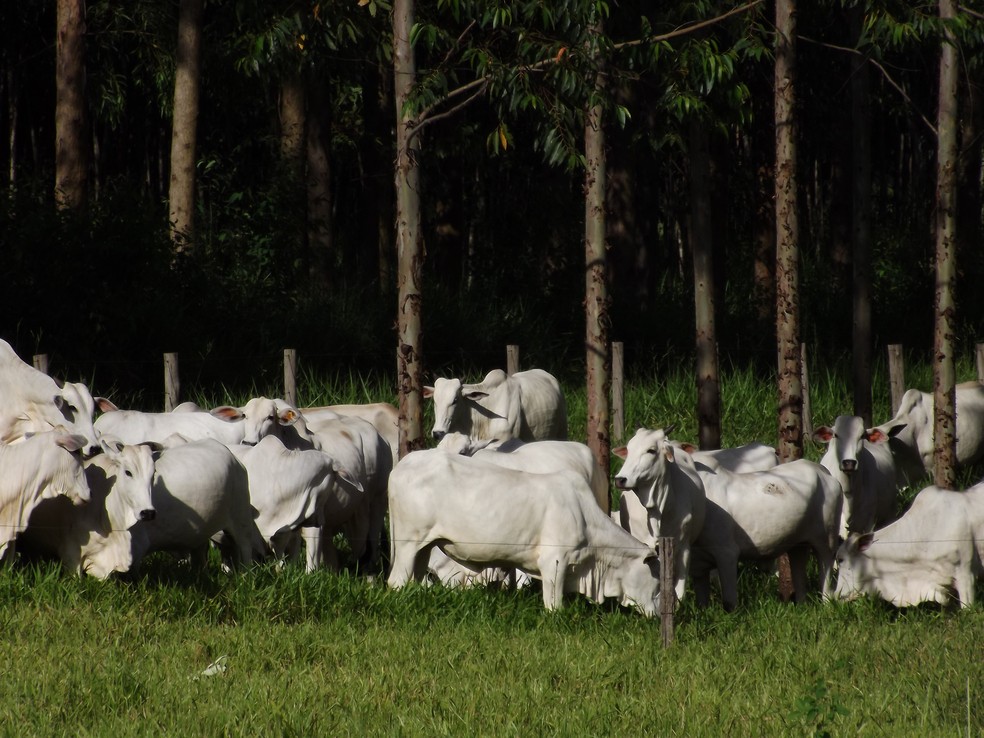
[169,0,203,251]
[55,0,89,210]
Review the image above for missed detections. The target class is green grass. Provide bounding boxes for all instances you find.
[3,357,982,735]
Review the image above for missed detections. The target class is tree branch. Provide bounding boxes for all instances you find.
[410,1,765,137]
[800,36,937,137]
[614,0,765,50]
[407,79,489,144]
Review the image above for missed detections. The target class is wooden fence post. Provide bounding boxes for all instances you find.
[284,349,298,407]
[800,343,812,437]
[612,341,624,443]
[164,353,180,412]
[32,354,49,375]
[888,344,905,414]
[659,536,675,648]
[506,344,520,376]
[976,343,984,385]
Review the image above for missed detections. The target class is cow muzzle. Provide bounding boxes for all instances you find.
[839,460,858,473]
[138,508,156,522]
[432,430,446,441]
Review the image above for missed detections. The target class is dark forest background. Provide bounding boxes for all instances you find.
[1,1,982,403]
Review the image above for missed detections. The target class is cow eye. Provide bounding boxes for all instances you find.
[124,470,133,478]
[646,448,657,455]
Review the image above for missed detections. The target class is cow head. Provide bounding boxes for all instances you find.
[833,531,876,601]
[424,378,467,440]
[94,436,157,529]
[53,380,101,457]
[612,426,677,509]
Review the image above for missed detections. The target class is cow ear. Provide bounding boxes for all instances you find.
[612,446,628,459]
[886,423,906,438]
[278,409,300,426]
[99,435,126,456]
[813,426,834,444]
[863,427,889,444]
[332,463,365,493]
[95,397,119,413]
[211,406,243,422]
[56,434,86,453]
[857,533,875,553]
[464,390,489,400]
[423,386,435,398]
[663,445,675,463]
[140,440,165,455]
[679,442,697,454]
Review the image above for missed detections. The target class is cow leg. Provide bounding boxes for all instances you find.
[714,550,740,612]
[387,538,423,588]
[674,545,691,605]
[787,545,811,603]
[300,525,322,572]
[954,565,975,608]
[538,554,567,610]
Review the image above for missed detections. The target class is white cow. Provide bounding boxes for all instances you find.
[387,450,661,615]
[0,432,90,562]
[128,439,267,571]
[227,436,365,571]
[688,458,844,609]
[613,428,706,606]
[424,368,567,443]
[669,440,779,473]
[834,482,984,607]
[18,437,157,578]
[437,433,610,512]
[302,402,399,462]
[95,399,246,446]
[872,381,984,479]
[0,339,100,456]
[813,416,903,537]
[211,397,322,449]
[303,414,392,571]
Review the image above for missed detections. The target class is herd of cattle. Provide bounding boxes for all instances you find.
[2,337,984,616]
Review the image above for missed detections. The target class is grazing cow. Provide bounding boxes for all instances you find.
[424,368,567,443]
[834,482,984,607]
[813,416,904,537]
[18,437,157,578]
[94,399,246,446]
[688,458,843,609]
[613,427,706,606]
[0,432,90,562]
[128,439,266,571]
[227,436,365,571]
[0,339,100,456]
[437,432,610,512]
[669,440,778,473]
[872,381,984,479]
[387,450,661,616]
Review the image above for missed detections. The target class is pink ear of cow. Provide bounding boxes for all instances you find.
[210,406,242,422]
[95,397,119,413]
[857,533,875,553]
[612,446,628,459]
[422,386,435,398]
[813,426,834,443]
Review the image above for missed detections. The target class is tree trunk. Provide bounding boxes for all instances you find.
[933,0,959,489]
[307,79,333,289]
[774,0,800,603]
[55,0,88,210]
[851,6,873,425]
[394,0,425,459]
[168,0,203,251]
[279,73,306,177]
[775,0,802,464]
[584,30,610,514]
[689,119,721,450]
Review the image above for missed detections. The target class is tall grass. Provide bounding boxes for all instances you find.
[3,359,980,735]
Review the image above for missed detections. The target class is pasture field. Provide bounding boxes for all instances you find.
[1,358,981,736]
